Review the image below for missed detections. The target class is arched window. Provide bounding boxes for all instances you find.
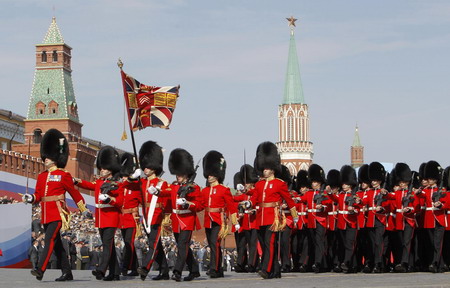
[41,51,47,62]
[33,129,43,144]
[52,50,58,62]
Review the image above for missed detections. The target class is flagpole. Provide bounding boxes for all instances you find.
[117,58,148,232]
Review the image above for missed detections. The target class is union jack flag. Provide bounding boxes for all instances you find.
[120,70,179,130]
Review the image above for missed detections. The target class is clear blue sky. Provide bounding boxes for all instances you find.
[2,0,450,184]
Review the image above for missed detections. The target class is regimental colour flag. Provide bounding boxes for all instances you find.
[120,70,179,130]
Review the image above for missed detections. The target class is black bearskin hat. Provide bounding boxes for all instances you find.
[120,152,136,177]
[203,150,226,184]
[340,165,357,187]
[278,165,292,187]
[327,169,341,189]
[308,164,326,183]
[358,164,370,184]
[40,128,69,168]
[411,171,420,189]
[368,162,386,182]
[424,160,443,183]
[393,163,411,185]
[254,141,281,175]
[240,164,259,184]
[96,146,121,174]
[418,163,426,181]
[443,166,450,190]
[233,172,243,189]
[168,148,195,177]
[296,170,310,190]
[139,141,163,176]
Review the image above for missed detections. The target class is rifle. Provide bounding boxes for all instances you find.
[313,184,327,205]
[402,173,416,207]
[177,161,200,198]
[100,181,119,195]
[345,185,359,207]
[432,172,446,203]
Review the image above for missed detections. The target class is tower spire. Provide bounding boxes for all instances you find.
[352,125,362,147]
[351,124,364,168]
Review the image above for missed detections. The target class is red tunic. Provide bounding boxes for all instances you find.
[328,192,361,230]
[233,193,253,232]
[386,190,419,230]
[361,189,391,227]
[249,178,296,227]
[141,177,170,225]
[33,168,86,224]
[201,184,238,228]
[298,189,332,229]
[416,186,448,229]
[119,181,142,229]
[77,179,123,228]
[169,183,203,232]
[357,190,367,229]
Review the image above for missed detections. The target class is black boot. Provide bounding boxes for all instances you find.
[373,264,382,273]
[152,273,170,280]
[103,274,120,281]
[31,268,44,281]
[312,263,321,273]
[171,271,182,282]
[137,267,149,281]
[394,263,407,273]
[55,272,73,281]
[184,271,200,281]
[92,270,105,280]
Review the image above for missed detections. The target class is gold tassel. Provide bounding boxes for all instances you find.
[121,97,128,141]
[270,206,280,232]
[121,130,127,141]
[134,215,142,238]
[279,212,287,231]
[218,222,229,239]
[161,214,173,237]
[60,208,72,232]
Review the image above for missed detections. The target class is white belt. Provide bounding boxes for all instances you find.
[421,206,426,210]
[338,211,350,215]
[396,209,403,213]
[328,211,338,215]
[367,207,376,211]
[426,207,439,211]
[282,210,291,214]
[173,209,192,214]
[447,211,450,215]
[307,209,318,213]
[389,212,396,217]
[95,204,113,208]
[298,212,307,216]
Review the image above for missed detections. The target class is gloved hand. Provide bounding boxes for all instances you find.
[99,194,111,204]
[82,210,93,219]
[176,198,187,206]
[147,186,159,195]
[131,168,143,179]
[235,224,241,231]
[22,194,34,204]
[242,200,251,209]
[293,217,299,225]
[236,184,245,192]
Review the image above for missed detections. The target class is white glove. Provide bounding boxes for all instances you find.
[147,186,159,195]
[22,194,34,204]
[131,168,143,179]
[235,224,241,231]
[176,198,187,206]
[98,194,111,203]
[236,184,245,192]
[293,217,299,225]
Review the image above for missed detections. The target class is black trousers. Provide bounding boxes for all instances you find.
[99,227,117,275]
[398,223,415,266]
[428,221,445,266]
[340,227,358,266]
[121,227,137,272]
[310,223,326,266]
[356,228,372,269]
[247,229,259,270]
[205,222,223,273]
[368,219,385,266]
[39,221,71,274]
[142,224,168,274]
[298,229,310,266]
[328,230,340,269]
[234,231,248,269]
[442,230,450,267]
[173,231,199,275]
[280,226,292,269]
[258,225,280,276]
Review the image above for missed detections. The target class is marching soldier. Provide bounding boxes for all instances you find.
[133,141,171,281]
[293,170,310,272]
[117,152,141,277]
[245,142,299,279]
[325,169,341,272]
[23,129,90,281]
[75,146,124,281]
[356,164,371,272]
[201,150,239,278]
[168,148,203,281]
[416,160,448,272]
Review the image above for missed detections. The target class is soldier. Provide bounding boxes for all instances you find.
[22,128,90,281]
[245,142,299,279]
[416,160,448,273]
[117,152,141,277]
[325,169,341,272]
[293,170,310,272]
[362,162,390,273]
[233,164,259,273]
[168,148,203,282]
[134,141,171,281]
[75,146,124,281]
[200,150,239,278]
[356,164,371,272]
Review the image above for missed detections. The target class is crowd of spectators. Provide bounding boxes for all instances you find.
[0,196,19,204]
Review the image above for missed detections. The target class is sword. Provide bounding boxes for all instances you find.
[144,172,165,234]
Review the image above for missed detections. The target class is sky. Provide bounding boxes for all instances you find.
[1,0,450,185]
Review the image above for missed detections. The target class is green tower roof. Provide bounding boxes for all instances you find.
[283,29,305,104]
[42,17,64,44]
[352,125,362,147]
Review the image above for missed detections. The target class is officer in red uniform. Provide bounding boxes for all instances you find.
[168,148,204,282]
[233,164,259,273]
[416,160,448,273]
[133,141,170,281]
[76,146,124,281]
[298,164,331,273]
[362,162,390,273]
[23,129,90,281]
[201,150,238,278]
[117,152,141,277]
[246,142,299,279]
